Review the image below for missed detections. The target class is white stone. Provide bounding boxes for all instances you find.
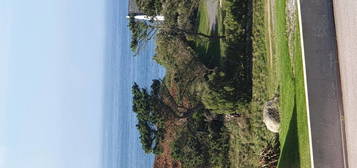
[263,98,280,133]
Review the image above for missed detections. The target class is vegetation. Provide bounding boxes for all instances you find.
[189,0,254,115]
[130,0,273,166]
[260,136,280,168]
[274,0,311,167]
[129,0,311,167]
[128,16,157,53]
[132,80,167,154]
[227,0,277,166]
[191,0,221,68]
[135,0,162,16]
[201,70,250,114]
[171,112,230,168]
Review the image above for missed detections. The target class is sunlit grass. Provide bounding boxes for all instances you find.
[275,0,311,167]
[194,0,221,68]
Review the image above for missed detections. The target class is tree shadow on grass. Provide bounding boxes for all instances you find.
[205,23,221,68]
[190,19,221,69]
[220,0,254,102]
[278,104,300,168]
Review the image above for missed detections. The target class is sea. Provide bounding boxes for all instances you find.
[102,0,165,168]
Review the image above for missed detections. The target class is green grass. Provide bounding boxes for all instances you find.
[197,0,209,35]
[194,0,221,68]
[274,0,311,167]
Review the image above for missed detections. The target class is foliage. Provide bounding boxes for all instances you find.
[260,136,280,168]
[135,0,162,16]
[171,111,230,168]
[132,81,166,154]
[201,70,250,114]
[128,16,157,53]
[227,0,278,167]
[159,0,200,31]
[154,32,211,107]
[129,0,280,167]
[188,0,254,115]
[130,0,222,54]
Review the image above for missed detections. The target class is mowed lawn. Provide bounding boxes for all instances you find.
[274,0,311,167]
[194,0,221,67]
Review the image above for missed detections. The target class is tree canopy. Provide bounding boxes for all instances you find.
[132,81,165,154]
[128,16,157,54]
[171,111,230,168]
[135,0,162,16]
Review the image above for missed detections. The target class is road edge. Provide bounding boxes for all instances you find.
[296,0,315,167]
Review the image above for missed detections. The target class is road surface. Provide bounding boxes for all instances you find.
[299,0,348,167]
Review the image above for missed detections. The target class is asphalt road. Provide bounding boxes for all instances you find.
[299,0,348,167]
[333,0,357,167]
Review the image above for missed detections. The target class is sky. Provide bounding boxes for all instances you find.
[0,0,106,168]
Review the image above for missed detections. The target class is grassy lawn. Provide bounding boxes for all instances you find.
[194,0,221,68]
[274,0,311,167]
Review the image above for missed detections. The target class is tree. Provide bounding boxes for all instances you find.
[132,81,167,154]
[128,16,158,54]
[129,16,225,54]
[171,111,230,168]
[201,70,250,114]
[136,120,154,153]
[135,0,162,16]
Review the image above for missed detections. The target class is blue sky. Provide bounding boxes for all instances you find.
[0,0,106,167]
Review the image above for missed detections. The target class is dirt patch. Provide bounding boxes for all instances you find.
[266,0,275,69]
[286,0,297,33]
[153,120,183,168]
[286,0,298,73]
